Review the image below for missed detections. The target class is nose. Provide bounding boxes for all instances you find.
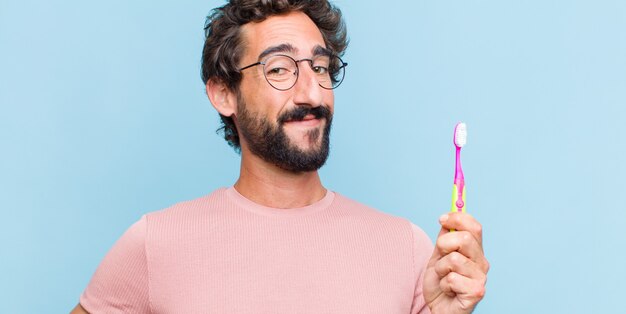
[291,61,325,107]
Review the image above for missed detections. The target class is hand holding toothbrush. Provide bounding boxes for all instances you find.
[423,212,489,314]
[422,123,489,314]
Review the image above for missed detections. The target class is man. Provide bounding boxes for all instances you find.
[73,1,489,313]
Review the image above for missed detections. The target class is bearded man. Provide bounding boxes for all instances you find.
[73,1,489,313]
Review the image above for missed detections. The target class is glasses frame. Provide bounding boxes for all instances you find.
[238,54,348,91]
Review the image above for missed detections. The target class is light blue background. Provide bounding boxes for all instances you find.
[1,0,623,313]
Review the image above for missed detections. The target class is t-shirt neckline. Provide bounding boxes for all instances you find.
[225,186,335,217]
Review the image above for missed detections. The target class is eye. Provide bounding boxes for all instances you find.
[312,66,328,75]
[267,67,288,75]
[311,56,331,75]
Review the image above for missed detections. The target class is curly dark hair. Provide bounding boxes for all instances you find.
[201,0,348,150]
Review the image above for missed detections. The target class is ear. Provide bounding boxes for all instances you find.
[206,79,237,117]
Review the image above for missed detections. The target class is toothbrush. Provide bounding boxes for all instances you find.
[451,122,467,221]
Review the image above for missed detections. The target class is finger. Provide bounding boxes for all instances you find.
[439,271,487,303]
[434,251,485,280]
[439,212,483,244]
[435,230,489,273]
[427,227,448,267]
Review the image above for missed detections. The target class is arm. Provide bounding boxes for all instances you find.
[70,303,89,314]
[409,223,435,314]
[76,216,150,313]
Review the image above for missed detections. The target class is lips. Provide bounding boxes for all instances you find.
[284,115,323,127]
[286,114,316,123]
[278,106,331,125]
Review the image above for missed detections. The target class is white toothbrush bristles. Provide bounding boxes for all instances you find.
[455,123,467,147]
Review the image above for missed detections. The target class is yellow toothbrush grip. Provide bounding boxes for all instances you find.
[450,184,466,213]
[450,185,466,231]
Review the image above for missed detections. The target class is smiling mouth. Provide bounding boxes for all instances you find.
[284,114,323,126]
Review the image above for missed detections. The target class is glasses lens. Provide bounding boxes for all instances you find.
[263,55,298,90]
[314,55,345,89]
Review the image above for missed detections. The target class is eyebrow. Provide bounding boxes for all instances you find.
[312,45,333,57]
[257,43,297,61]
[257,43,334,61]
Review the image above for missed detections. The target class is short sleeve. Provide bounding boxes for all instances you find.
[80,215,150,313]
[409,222,434,314]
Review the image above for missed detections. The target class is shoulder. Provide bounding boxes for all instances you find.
[143,187,229,223]
[332,192,432,244]
[331,192,398,219]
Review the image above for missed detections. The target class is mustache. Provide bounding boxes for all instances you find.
[278,105,332,124]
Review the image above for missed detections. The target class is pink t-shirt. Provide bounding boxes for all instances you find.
[80,187,433,313]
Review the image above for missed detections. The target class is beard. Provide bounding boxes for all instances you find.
[236,94,332,173]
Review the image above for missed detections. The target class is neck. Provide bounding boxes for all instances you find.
[234,149,327,209]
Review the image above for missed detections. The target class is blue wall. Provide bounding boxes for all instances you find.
[1,0,623,312]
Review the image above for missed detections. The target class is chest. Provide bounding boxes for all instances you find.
[146,219,416,313]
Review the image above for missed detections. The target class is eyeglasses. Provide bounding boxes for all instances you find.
[238,54,348,91]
